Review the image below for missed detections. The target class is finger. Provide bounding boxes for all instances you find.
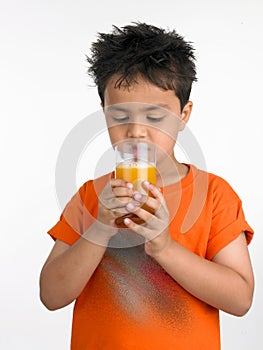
[103,187,136,208]
[132,191,166,219]
[102,196,132,210]
[113,187,133,198]
[111,178,133,189]
[123,217,160,241]
[101,180,132,201]
[142,181,162,201]
[126,203,156,224]
[133,192,158,210]
[123,217,149,237]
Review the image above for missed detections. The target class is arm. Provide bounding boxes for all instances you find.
[153,232,254,316]
[40,179,134,311]
[40,223,109,311]
[124,182,254,316]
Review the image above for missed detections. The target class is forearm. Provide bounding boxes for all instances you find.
[40,224,108,310]
[154,240,253,316]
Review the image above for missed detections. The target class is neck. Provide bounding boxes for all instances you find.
[156,153,189,187]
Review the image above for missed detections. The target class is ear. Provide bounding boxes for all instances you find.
[179,101,193,131]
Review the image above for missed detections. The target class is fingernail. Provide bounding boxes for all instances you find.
[126,183,133,189]
[127,203,135,211]
[143,181,150,186]
[124,218,131,225]
[134,192,142,201]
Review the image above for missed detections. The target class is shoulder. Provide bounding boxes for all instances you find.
[192,165,240,204]
[78,172,114,200]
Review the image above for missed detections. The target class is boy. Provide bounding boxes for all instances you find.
[40,23,254,349]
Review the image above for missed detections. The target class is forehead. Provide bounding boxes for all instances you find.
[104,76,181,112]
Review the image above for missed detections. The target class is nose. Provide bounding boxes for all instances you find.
[127,122,147,138]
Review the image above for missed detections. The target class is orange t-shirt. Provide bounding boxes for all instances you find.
[48,164,253,350]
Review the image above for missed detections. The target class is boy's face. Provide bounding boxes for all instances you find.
[103,76,192,163]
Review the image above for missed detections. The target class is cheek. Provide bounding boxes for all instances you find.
[107,125,127,144]
[153,133,176,159]
[152,129,175,147]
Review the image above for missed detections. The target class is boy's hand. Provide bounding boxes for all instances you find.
[98,179,136,229]
[123,181,173,257]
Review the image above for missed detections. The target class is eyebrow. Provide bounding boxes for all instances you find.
[106,103,170,112]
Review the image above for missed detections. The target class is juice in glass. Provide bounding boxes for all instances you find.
[114,141,156,227]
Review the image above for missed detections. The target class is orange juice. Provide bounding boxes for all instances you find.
[115,162,156,227]
[116,163,156,190]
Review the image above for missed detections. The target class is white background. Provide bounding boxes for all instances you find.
[1,0,262,348]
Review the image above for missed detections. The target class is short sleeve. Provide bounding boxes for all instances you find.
[48,190,83,245]
[47,172,113,246]
[48,181,97,245]
[206,177,254,260]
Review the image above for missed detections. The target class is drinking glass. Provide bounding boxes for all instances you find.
[114,140,156,227]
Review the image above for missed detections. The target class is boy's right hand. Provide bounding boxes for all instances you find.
[97,179,134,229]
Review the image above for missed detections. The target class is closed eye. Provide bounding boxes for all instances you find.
[112,116,129,123]
[146,116,165,122]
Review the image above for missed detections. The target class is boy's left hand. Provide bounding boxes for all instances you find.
[124,181,172,258]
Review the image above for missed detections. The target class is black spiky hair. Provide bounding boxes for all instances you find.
[87,22,197,110]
